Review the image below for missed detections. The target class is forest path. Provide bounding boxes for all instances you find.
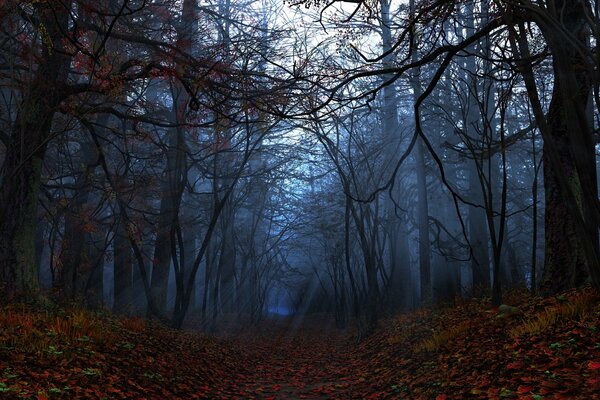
[2,289,598,399]
[199,289,600,399]
[218,317,362,399]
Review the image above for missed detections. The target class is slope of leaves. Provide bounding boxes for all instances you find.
[0,306,238,399]
[339,286,600,399]
[1,287,599,399]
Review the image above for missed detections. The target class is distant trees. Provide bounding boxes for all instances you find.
[301,0,599,307]
[0,0,294,324]
[0,0,597,334]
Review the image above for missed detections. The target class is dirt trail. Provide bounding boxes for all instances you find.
[217,317,362,399]
[4,289,598,399]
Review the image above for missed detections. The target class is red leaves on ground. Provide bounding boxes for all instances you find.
[0,286,598,398]
[517,385,534,394]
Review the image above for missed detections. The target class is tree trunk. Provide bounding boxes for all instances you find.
[149,189,175,316]
[415,141,432,303]
[148,95,186,318]
[463,1,491,297]
[537,1,599,294]
[218,208,236,314]
[149,0,195,320]
[541,95,593,292]
[113,215,133,313]
[0,3,71,300]
[407,0,432,305]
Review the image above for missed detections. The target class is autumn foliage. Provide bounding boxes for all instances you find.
[1,287,599,399]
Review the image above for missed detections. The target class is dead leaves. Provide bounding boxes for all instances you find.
[0,308,234,399]
[339,286,600,399]
[0,287,598,399]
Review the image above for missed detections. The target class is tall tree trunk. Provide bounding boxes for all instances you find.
[463,1,490,296]
[378,0,414,312]
[34,213,47,281]
[536,1,599,293]
[408,0,432,304]
[149,0,195,319]
[0,2,71,300]
[183,218,199,311]
[387,211,413,310]
[530,128,540,293]
[511,1,599,293]
[415,142,432,303]
[541,91,593,292]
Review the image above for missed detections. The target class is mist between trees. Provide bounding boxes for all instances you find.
[0,0,598,336]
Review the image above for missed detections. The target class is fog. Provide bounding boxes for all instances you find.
[0,0,598,338]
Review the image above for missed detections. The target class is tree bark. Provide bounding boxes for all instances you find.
[535,1,599,294]
[0,2,71,300]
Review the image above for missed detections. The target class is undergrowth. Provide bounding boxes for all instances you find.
[414,321,472,352]
[510,290,599,338]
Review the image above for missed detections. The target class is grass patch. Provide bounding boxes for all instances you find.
[510,291,598,338]
[414,322,471,352]
[121,316,146,333]
[0,306,112,353]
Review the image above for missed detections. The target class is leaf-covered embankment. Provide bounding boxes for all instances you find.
[1,287,599,399]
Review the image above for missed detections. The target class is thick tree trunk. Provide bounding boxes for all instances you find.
[541,94,592,292]
[378,0,414,313]
[415,141,432,303]
[0,3,70,300]
[538,1,599,294]
[34,213,47,279]
[530,132,540,293]
[129,241,147,314]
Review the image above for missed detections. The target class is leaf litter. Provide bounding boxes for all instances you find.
[0,287,598,399]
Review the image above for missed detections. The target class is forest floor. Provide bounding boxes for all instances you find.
[0,287,599,399]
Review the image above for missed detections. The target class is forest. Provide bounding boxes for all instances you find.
[0,0,599,398]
